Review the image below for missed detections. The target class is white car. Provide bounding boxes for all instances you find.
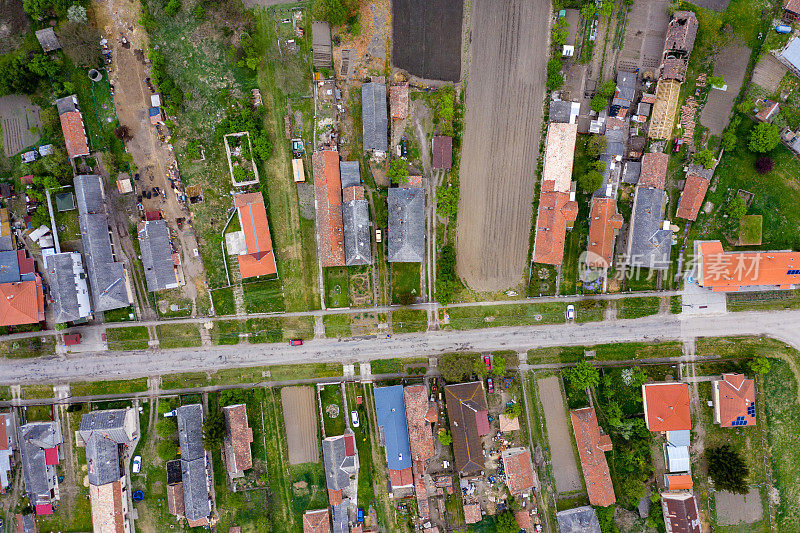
[351,410,360,428]
[566,304,575,321]
[132,455,142,474]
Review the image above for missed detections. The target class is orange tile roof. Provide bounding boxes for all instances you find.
[327,489,342,506]
[463,503,482,524]
[515,510,532,530]
[234,193,277,278]
[642,383,691,432]
[533,184,578,265]
[676,173,709,221]
[588,198,624,268]
[302,509,332,533]
[313,151,345,267]
[713,373,755,428]
[343,185,365,202]
[389,466,413,488]
[501,448,535,495]
[570,408,616,506]
[223,404,253,473]
[59,111,90,159]
[404,385,435,462]
[390,83,409,119]
[665,474,693,491]
[662,492,701,533]
[0,278,44,326]
[697,240,800,291]
[639,153,669,189]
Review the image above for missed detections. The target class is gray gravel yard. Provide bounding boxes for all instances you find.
[715,488,764,525]
[537,375,582,493]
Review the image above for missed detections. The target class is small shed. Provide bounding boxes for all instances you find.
[39,144,55,156]
[117,178,133,194]
[150,94,162,107]
[145,210,162,221]
[35,28,61,52]
[292,158,305,183]
[64,334,81,346]
[55,192,75,212]
[149,107,163,125]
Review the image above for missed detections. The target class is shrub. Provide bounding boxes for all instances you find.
[707,444,748,494]
[754,156,773,174]
[748,122,780,153]
[694,149,715,169]
[721,131,737,151]
[164,0,181,16]
[578,170,603,193]
[563,361,600,390]
[724,197,747,219]
[590,94,608,113]
[157,439,178,461]
[546,59,564,90]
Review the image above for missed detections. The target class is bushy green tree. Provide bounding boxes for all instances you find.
[436,184,458,220]
[492,355,506,376]
[721,131,737,151]
[202,409,226,450]
[598,79,617,99]
[748,122,780,153]
[157,439,178,461]
[564,360,600,390]
[546,59,564,90]
[437,430,452,446]
[694,149,715,169]
[496,510,519,533]
[707,444,748,494]
[552,18,570,46]
[590,94,608,113]
[0,55,43,96]
[749,356,771,375]
[578,170,603,193]
[724,197,747,219]
[708,75,725,88]
[586,135,607,158]
[435,244,458,305]
[505,402,522,419]
[387,159,409,184]
[164,0,181,16]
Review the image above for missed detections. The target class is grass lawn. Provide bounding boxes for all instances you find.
[24,404,54,422]
[695,336,797,359]
[319,384,345,437]
[259,388,295,532]
[103,305,135,322]
[324,267,350,308]
[21,384,53,399]
[392,308,428,333]
[528,263,558,296]
[370,358,404,374]
[670,295,682,314]
[323,313,352,338]
[616,296,661,319]
[0,336,55,358]
[54,207,81,242]
[159,362,343,389]
[71,378,148,397]
[211,287,236,316]
[739,215,762,245]
[0,386,10,401]
[243,278,285,313]
[445,303,566,329]
[528,341,683,365]
[106,326,150,351]
[391,262,422,303]
[726,290,800,312]
[575,299,607,323]
[246,316,314,343]
[210,320,244,345]
[155,323,202,349]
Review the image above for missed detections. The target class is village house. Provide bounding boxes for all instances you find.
[570,407,615,506]
[403,384,436,519]
[56,95,90,159]
[19,421,63,515]
[45,252,91,324]
[626,153,673,270]
[374,385,414,492]
[362,82,389,155]
[712,373,756,428]
[642,382,691,432]
[175,405,212,527]
[661,492,702,533]
[444,381,489,476]
[0,412,14,493]
[303,509,332,533]
[388,182,425,263]
[340,161,371,266]
[676,167,712,221]
[694,240,800,292]
[501,447,535,495]
[313,151,346,267]
[222,404,253,479]
[138,220,182,291]
[231,192,277,279]
[587,197,624,269]
[389,83,409,120]
[0,248,44,327]
[556,506,602,533]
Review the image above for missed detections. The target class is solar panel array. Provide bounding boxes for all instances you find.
[788,269,800,275]
[747,401,756,417]
[731,415,749,426]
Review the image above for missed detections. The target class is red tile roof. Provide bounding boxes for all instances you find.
[44,447,58,465]
[327,489,342,506]
[787,0,800,14]
[64,334,81,346]
[639,153,669,189]
[0,278,44,326]
[588,198,624,268]
[662,492,701,533]
[501,448,535,494]
[313,151,345,267]
[223,404,253,473]
[697,240,800,291]
[432,136,453,170]
[167,482,184,516]
[515,510,532,530]
[570,407,616,506]
[344,433,355,456]
[302,509,332,533]
[234,192,277,278]
[404,385,435,462]
[533,185,579,265]
[665,474,693,491]
[0,415,7,451]
[642,383,691,432]
[641,94,657,104]
[389,466,413,488]
[444,382,487,475]
[475,410,490,436]
[463,503,482,524]
[343,185,365,202]
[59,111,90,159]
[755,100,779,122]
[676,173,709,221]
[390,83,409,119]
[17,250,34,275]
[713,373,755,428]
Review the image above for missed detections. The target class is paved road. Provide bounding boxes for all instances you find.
[3,309,798,385]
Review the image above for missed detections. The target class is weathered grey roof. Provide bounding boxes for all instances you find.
[35,28,61,52]
[47,252,90,323]
[331,499,350,533]
[623,161,642,184]
[556,506,602,533]
[177,404,204,462]
[615,71,637,103]
[74,174,104,213]
[79,409,131,443]
[549,100,575,123]
[0,250,19,284]
[362,83,388,152]
[780,38,800,73]
[339,161,361,188]
[322,435,356,491]
[138,220,177,292]
[627,187,673,270]
[606,141,626,158]
[55,95,79,115]
[166,459,182,484]
[85,434,121,486]
[181,457,211,522]
[19,422,62,502]
[387,187,425,263]
[343,199,371,266]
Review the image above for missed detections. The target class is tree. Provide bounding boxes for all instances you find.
[586,135,607,158]
[598,79,617,99]
[721,131,737,151]
[156,418,177,438]
[754,156,773,174]
[437,430,452,446]
[164,0,181,16]
[552,18,570,46]
[23,0,52,19]
[505,402,522,419]
[578,170,603,193]
[708,75,725,88]
[203,409,226,450]
[472,357,488,379]
[157,439,179,461]
[724,197,747,219]
[590,94,608,113]
[707,444,748,494]
[546,59,564,90]
[157,401,174,415]
[387,159,409,184]
[492,355,506,376]
[748,122,780,153]
[67,4,87,23]
[436,184,458,220]
[564,361,600,390]
[114,125,133,142]
[749,356,771,375]
[0,55,43,96]
[694,149,715,169]
[496,510,519,533]
[312,0,351,26]
[251,132,272,162]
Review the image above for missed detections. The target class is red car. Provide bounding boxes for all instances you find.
[289,339,303,346]
[484,355,492,372]
[487,377,494,393]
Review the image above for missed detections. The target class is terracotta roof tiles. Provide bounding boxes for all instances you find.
[570,408,615,506]
[676,173,709,221]
[313,151,345,267]
[697,240,800,291]
[713,373,755,428]
[501,448,535,494]
[234,193,277,278]
[59,111,90,159]
[533,185,579,265]
[588,197,624,268]
[642,383,691,432]
[0,278,44,326]
[639,153,669,189]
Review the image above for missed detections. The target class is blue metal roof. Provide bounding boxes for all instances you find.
[0,250,20,284]
[373,385,412,471]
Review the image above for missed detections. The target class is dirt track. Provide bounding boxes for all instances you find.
[456,0,550,292]
[537,375,581,493]
[281,386,320,464]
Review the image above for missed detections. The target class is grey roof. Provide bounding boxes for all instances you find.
[549,100,575,123]
[181,457,211,522]
[0,235,13,252]
[74,175,129,312]
[340,161,361,188]
[0,250,20,283]
[46,252,89,323]
[556,506,602,533]
[322,434,357,491]
[387,187,425,263]
[19,422,62,503]
[55,95,79,115]
[79,409,131,443]
[623,161,642,184]
[35,28,61,52]
[627,187,673,270]
[138,220,177,292]
[606,141,626,158]
[666,429,691,447]
[343,199,371,266]
[362,83,388,152]
[85,434,121,485]
[780,37,800,73]
[332,499,350,533]
[177,404,204,462]
[594,154,621,197]
[616,71,637,102]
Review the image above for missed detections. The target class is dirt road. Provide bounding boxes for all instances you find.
[537,375,582,493]
[456,0,551,292]
[93,0,208,310]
